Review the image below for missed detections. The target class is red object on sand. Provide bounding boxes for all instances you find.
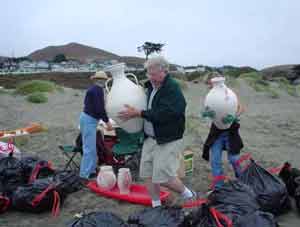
[87,181,170,206]
[267,165,284,175]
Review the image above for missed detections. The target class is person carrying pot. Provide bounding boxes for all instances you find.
[79,71,113,182]
[118,56,196,208]
[202,72,245,189]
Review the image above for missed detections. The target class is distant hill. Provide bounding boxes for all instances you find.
[120,56,145,66]
[262,64,296,74]
[261,64,300,82]
[28,42,120,63]
[28,42,146,65]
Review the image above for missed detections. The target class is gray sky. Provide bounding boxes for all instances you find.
[1,0,299,69]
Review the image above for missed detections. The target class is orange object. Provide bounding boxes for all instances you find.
[0,123,43,137]
[23,123,43,133]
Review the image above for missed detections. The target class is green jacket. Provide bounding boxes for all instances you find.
[141,75,186,144]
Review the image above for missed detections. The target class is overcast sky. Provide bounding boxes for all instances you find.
[1,0,299,69]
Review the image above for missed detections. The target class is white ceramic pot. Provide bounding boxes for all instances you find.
[117,168,132,195]
[96,165,116,190]
[105,63,147,133]
[203,77,238,129]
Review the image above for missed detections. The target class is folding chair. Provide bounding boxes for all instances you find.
[58,145,82,171]
[112,128,144,157]
[59,130,117,172]
[111,128,144,180]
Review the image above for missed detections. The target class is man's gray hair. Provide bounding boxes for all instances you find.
[144,56,169,72]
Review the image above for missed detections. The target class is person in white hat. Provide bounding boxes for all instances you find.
[79,71,113,182]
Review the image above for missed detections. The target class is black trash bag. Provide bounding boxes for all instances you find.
[0,156,26,196]
[208,180,260,225]
[239,159,291,215]
[295,185,300,213]
[127,207,185,227]
[0,181,4,193]
[0,194,10,214]
[20,156,55,183]
[68,211,128,227]
[236,211,278,227]
[184,203,233,227]
[0,182,11,214]
[278,162,300,196]
[11,178,65,216]
[52,170,82,195]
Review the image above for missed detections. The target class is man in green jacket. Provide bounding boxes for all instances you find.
[119,56,195,208]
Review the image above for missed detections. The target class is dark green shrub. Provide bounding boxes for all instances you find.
[26,92,48,103]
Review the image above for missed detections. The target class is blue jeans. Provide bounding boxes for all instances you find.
[210,132,241,188]
[79,112,98,179]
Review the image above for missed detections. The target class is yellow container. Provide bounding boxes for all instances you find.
[177,149,194,178]
[184,149,194,176]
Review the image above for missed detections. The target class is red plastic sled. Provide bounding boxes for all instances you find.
[87,181,170,206]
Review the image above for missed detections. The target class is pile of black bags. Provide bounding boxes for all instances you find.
[239,159,291,215]
[66,158,295,227]
[0,154,82,216]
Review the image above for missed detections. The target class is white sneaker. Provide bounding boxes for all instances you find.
[184,190,198,202]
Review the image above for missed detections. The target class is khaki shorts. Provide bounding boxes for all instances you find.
[139,137,184,183]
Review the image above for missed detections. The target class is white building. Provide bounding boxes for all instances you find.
[184,66,206,73]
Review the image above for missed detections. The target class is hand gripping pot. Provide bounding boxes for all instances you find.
[105,63,147,133]
[203,77,238,129]
[97,166,117,190]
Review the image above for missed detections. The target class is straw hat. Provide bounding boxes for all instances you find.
[90,71,108,80]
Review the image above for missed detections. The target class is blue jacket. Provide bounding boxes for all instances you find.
[83,85,109,122]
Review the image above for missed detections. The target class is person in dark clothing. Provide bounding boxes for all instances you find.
[118,57,195,208]
[79,71,113,180]
[202,73,245,188]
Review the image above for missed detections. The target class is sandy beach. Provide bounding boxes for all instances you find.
[1,78,300,226]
